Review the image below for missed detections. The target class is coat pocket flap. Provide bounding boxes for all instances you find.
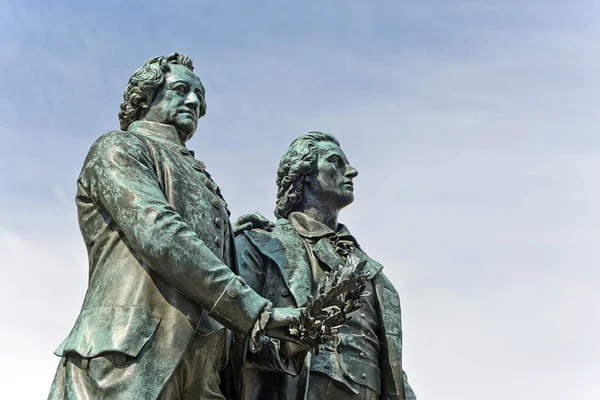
[54,306,160,358]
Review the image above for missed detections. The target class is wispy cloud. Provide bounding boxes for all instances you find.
[1,1,598,399]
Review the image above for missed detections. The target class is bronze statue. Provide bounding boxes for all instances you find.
[48,53,306,400]
[234,132,417,400]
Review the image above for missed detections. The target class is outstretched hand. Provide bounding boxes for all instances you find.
[233,212,275,236]
[264,308,310,357]
[264,307,308,347]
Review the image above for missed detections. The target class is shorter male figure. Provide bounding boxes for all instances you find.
[234,132,417,400]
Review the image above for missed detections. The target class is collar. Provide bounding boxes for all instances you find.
[128,121,184,145]
[287,212,354,242]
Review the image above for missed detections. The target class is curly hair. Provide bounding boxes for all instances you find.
[275,132,340,219]
[118,53,207,131]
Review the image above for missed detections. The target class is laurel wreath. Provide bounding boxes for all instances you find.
[288,254,370,354]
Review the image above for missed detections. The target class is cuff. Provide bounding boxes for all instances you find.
[249,302,272,353]
[208,275,269,335]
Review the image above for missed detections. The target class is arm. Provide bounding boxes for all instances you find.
[235,232,307,376]
[82,132,267,335]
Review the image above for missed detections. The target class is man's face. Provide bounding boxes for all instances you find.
[142,64,204,142]
[308,141,359,212]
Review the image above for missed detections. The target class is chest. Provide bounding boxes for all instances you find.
[147,140,232,257]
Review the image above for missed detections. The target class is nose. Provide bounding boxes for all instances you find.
[346,164,358,178]
[185,91,201,111]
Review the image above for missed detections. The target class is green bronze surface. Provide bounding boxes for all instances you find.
[48,53,292,400]
[233,132,417,400]
[47,54,415,400]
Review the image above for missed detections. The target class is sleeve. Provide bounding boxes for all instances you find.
[235,232,306,376]
[81,132,268,335]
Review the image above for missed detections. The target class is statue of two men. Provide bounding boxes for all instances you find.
[49,53,416,400]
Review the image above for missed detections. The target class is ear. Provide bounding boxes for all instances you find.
[303,175,312,187]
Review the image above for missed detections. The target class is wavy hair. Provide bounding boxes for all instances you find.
[118,53,207,131]
[275,132,340,219]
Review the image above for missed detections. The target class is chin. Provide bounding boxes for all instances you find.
[177,125,197,142]
[338,194,355,209]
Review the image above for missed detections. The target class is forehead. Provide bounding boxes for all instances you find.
[316,141,348,161]
[165,64,203,89]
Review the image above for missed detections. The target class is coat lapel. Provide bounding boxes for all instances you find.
[311,237,343,271]
[311,228,384,279]
[353,248,384,279]
[245,220,313,307]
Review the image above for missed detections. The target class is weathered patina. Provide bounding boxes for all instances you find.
[233,132,417,400]
[48,53,298,400]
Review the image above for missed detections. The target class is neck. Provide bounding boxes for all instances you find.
[296,196,339,231]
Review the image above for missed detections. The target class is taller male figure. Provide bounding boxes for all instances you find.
[235,132,417,400]
[49,53,296,400]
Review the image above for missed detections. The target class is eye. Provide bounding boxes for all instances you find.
[329,155,345,167]
[173,85,188,95]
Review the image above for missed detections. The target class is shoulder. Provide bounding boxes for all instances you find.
[235,228,273,252]
[88,130,149,157]
[240,218,298,245]
[374,271,398,294]
[234,229,273,277]
[235,220,295,256]
[82,130,153,170]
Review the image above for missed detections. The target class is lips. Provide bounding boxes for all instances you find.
[179,108,197,119]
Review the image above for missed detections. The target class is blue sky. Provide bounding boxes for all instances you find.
[1,1,598,399]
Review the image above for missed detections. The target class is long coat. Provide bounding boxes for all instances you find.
[232,218,416,400]
[49,121,268,400]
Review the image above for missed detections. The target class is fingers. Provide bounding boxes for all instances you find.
[264,328,306,346]
[233,214,249,226]
[268,307,303,328]
[233,213,275,234]
[233,221,253,237]
[263,220,275,232]
[250,213,274,231]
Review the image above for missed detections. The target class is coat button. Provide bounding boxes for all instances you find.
[362,373,367,379]
[81,358,89,370]
[360,352,366,358]
[214,236,222,247]
[187,313,199,324]
[227,287,239,298]
[214,217,223,228]
[179,146,189,155]
[280,288,290,297]
[212,199,220,209]
[115,354,127,366]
